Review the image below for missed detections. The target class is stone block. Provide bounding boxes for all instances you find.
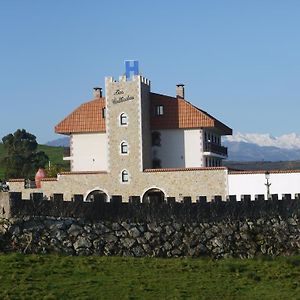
[167,197,176,205]
[227,195,236,202]
[73,194,83,203]
[282,194,291,200]
[183,196,192,204]
[30,193,43,202]
[111,195,122,204]
[197,196,207,203]
[255,194,265,201]
[129,196,140,204]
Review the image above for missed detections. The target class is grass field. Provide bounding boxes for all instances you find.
[0,254,299,299]
[0,144,69,179]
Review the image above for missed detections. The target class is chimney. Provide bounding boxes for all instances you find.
[176,84,185,99]
[93,87,102,98]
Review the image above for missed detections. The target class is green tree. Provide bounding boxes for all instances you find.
[2,129,49,179]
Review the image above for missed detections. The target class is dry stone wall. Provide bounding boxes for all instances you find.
[1,192,300,258]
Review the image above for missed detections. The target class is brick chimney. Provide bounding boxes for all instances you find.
[93,87,102,98]
[176,84,185,99]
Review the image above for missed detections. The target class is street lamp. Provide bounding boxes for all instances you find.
[265,171,271,199]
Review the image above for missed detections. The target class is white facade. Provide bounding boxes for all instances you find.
[152,129,204,168]
[69,133,108,172]
[228,171,300,200]
[184,129,203,167]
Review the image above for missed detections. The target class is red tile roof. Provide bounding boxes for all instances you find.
[55,93,232,135]
[150,93,232,134]
[55,98,106,134]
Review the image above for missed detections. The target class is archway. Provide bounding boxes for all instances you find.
[142,188,165,204]
[85,189,108,202]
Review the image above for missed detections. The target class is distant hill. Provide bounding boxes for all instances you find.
[224,160,300,171]
[46,137,69,147]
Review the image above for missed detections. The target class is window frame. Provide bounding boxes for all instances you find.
[119,113,128,126]
[120,141,129,155]
[121,170,129,183]
[155,105,164,116]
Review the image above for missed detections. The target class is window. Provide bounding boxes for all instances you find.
[120,113,128,125]
[120,141,128,154]
[102,107,106,118]
[152,159,161,169]
[152,131,161,146]
[156,105,164,116]
[121,170,129,183]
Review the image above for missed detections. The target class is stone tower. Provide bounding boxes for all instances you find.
[105,75,151,192]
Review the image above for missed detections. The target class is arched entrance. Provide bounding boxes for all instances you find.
[142,188,165,204]
[85,189,108,202]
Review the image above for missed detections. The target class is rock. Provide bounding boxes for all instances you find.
[50,221,66,231]
[55,230,67,241]
[288,218,298,226]
[142,243,151,253]
[112,223,122,231]
[131,246,145,257]
[173,223,182,231]
[122,238,135,249]
[137,237,146,245]
[171,249,182,256]
[164,241,172,251]
[73,237,92,250]
[128,227,140,238]
[165,225,175,236]
[67,224,83,237]
[144,232,153,241]
[115,230,127,238]
[93,223,110,235]
[83,225,92,233]
[121,222,131,231]
[105,234,118,243]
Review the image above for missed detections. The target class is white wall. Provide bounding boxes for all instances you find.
[153,129,185,168]
[184,129,203,167]
[71,133,108,171]
[152,129,203,168]
[228,171,300,200]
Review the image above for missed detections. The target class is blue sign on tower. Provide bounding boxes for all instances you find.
[125,60,139,79]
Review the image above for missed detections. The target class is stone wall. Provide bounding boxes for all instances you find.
[1,192,300,258]
[8,167,228,201]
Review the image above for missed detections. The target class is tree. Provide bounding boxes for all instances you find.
[2,129,49,179]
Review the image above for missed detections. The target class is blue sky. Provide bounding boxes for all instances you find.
[0,0,299,143]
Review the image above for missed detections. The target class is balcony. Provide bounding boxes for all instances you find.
[204,142,228,157]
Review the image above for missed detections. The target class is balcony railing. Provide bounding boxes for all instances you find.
[204,142,228,157]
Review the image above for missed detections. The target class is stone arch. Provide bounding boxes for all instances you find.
[142,187,166,204]
[84,189,109,202]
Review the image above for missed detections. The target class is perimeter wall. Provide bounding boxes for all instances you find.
[1,192,300,258]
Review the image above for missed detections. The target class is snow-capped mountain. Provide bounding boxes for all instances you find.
[225,132,300,150]
[223,132,300,161]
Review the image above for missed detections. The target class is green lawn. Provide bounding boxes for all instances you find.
[0,144,69,179]
[0,254,299,299]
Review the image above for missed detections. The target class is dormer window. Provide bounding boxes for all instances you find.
[120,113,128,125]
[102,107,106,118]
[156,105,164,116]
